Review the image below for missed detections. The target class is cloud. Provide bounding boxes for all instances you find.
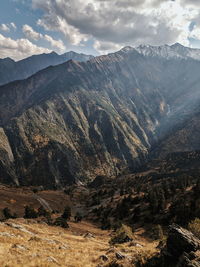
[10,23,17,30]
[93,40,121,54]
[22,24,66,52]
[0,24,10,32]
[0,33,51,60]
[0,23,17,32]
[22,24,42,40]
[43,34,66,51]
[32,0,200,53]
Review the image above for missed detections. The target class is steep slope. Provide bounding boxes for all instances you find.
[1,44,200,187]
[0,51,93,86]
[0,50,168,187]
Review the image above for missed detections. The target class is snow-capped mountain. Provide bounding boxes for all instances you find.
[121,43,200,60]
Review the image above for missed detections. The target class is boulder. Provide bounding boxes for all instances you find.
[167,224,200,259]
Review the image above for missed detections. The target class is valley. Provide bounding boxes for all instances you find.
[1,43,200,266]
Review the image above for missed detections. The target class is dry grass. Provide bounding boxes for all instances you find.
[0,219,158,267]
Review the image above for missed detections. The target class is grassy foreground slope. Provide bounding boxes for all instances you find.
[0,219,158,267]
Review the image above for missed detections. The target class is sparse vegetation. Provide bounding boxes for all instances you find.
[24,205,38,219]
[74,211,83,222]
[188,218,200,239]
[62,206,71,220]
[2,207,17,219]
[54,216,69,228]
[110,224,134,245]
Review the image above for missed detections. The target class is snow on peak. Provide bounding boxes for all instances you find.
[120,43,200,61]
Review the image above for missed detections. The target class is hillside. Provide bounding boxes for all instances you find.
[0,218,159,267]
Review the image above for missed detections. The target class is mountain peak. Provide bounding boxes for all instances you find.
[171,42,185,48]
[120,46,134,53]
[49,51,58,56]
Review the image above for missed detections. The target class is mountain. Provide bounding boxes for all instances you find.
[0,51,94,86]
[133,42,200,60]
[1,44,200,188]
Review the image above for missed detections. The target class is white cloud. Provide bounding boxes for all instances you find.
[10,22,17,30]
[32,0,200,53]
[0,23,17,32]
[43,34,65,51]
[22,24,66,52]
[0,24,10,32]
[93,40,121,54]
[0,33,51,61]
[22,24,42,40]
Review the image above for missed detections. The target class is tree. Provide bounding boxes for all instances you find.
[74,212,82,223]
[38,206,50,217]
[2,207,15,219]
[24,205,38,218]
[54,217,69,228]
[62,206,71,220]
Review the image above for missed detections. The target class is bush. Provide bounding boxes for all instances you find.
[188,218,200,239]
[62,206,71,220]
[110,224,134,245]
[74,212,83,223]
[24,205,38,218]
[54,217,69,228]
[2,207,16,219]
[150,225,164,240]
[38,206,50,217]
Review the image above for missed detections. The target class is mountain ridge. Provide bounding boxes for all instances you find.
[0,51,94,86]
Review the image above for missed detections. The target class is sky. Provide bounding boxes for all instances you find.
[1,0,200,60]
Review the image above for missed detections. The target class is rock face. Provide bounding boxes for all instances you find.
[0,51,93,86]
[1,44,200,187]
[160,225,200,267]
[167,225,200,258]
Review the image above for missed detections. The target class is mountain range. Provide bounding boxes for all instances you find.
[0,43,200,188]
[0,51,93,86]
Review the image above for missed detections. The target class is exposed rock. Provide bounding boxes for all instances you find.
[5,222,34,235]
[149,224,200,266]
[11,244,29,250]
[29,236,41,242]
[100,255,109,261]
[0,232,16,237]
[47,256,59,264]
[167,224,200,259]
[115,252,125,260]
[84,232,95,239]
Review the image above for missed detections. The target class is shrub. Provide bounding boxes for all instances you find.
[54,217,69,228]
[2,207,15,219]
[62,206,71,220]
[110,224,134,245]
[74,212,83,223]
[37,206,50,217]
[188,218,200,239]
[32,188,38,194]
[24,205,38,218]
[150,225,164,240]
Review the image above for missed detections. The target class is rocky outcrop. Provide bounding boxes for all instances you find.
[152,225,200,267]
[0,128,18,185]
